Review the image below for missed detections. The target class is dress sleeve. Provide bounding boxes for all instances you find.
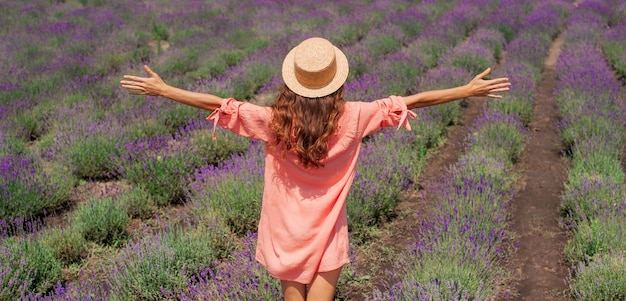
[359,95,417,137]
[206,98,273,142]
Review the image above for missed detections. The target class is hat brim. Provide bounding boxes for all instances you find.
[282,44,349,98]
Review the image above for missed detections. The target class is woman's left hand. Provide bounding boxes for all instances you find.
[466,68,511,98]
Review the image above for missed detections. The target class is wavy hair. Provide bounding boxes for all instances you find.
[269,84,345,168]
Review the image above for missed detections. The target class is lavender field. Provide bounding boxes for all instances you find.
[1,0,625,300]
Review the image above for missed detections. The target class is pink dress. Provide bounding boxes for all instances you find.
[207,95,415,284]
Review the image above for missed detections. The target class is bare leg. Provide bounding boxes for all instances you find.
[306,266,343,301]
[281,280,306,301]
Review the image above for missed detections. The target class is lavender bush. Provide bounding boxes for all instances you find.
[554,1,626,299]
[162,232,283,300]
[108,219,231,301]
[72,198,129,247]
[188,141,265,235]
[467,110,527,163]
[0,153,73,220]
[1,236,62,300]
[569,251,626,301]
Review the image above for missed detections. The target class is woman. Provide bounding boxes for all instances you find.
[120,37,510,301]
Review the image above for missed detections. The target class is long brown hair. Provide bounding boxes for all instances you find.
[270,84,345,168]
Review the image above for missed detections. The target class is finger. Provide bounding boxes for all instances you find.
[123,75,145,82]
[120,80,143,86]
[128,90,145,95]
[487,94,503,98]
[486,77,509,84]
[144,65,158,77]
[490,83,511,89]
[121,84,144,91]
[475,68,491,79]
[490,87,510,92]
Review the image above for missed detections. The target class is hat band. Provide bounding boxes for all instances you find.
[294,56,337,89]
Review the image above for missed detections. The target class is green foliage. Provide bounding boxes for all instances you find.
[565,217,626,264]
[558,90,621,125]
[41,226,88,265]
[61,92,89,106]
[125,154,194,206]
[602,40,626,80]
[151,23,169,41]
[0,237,62,299]
[453,153,514,193]
[78,0,104,6]
[0,134,28,156]
[187,49,243,79]
[492,24,516,43]
[447,51,492,75]
[411,38,448,69]
[162,49,199,77]
[401,239,499,300]
[96,52,128,75]
[489,96,534,125]
[561,180,626,222]
[225,28,256,49]
[66,135,121,180]
[117,186,157,220]
[126,119,171,139]
[330,22,369,46]
[158,104,203,132]
[425,1,455,18]
[569,252,626,301]
[12,100,55,141]
[73,198,129,246]
[191,129,249,165]
[132,45,152,63]
[426,101,463,127]
[367,35,403,58]
[0,158,73,220]
[561,115,623,156]
[411,114,445,149]
[195,176,263,236]
[109,222,231,301]
[469,121,525,163]
[347,131,417,242]
[232,62,275,100]
[566,153,625,193]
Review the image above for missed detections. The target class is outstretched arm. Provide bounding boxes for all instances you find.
[120,65,223,111]
[405,68,511,110]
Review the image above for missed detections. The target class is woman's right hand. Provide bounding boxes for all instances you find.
[120,65,168,96]
[465,68,510,99]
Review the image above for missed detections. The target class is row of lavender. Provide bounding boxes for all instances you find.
[0,0,496,299]
[369,0,573,299]
[553,1,626,299]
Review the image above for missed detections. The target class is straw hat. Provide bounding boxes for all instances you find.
[282,37,349,98]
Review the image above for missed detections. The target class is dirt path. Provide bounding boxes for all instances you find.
[502,32,569,301]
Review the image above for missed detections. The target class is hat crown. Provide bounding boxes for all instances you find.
[293,38,337,89]
[281,37,349,98]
